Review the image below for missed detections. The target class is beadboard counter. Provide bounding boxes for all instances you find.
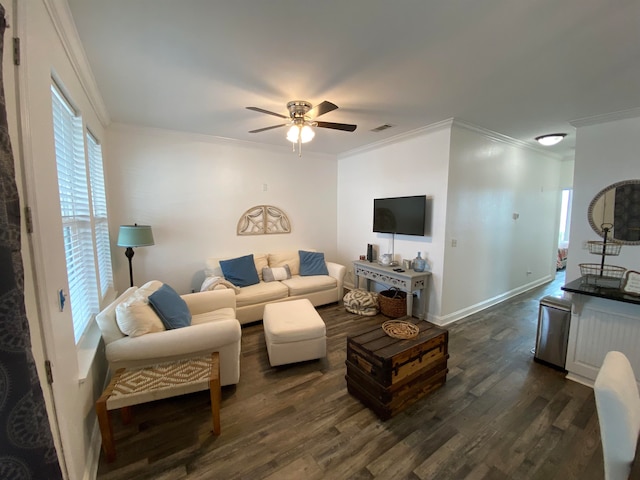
[562,277,640,386]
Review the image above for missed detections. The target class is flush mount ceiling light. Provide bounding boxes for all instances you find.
[535,133,567,146]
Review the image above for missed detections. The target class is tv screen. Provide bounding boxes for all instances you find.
[373,195,426,236]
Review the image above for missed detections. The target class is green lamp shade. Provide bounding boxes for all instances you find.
[117,225,154,247]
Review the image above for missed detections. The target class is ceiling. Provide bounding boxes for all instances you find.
[66,0,640,158]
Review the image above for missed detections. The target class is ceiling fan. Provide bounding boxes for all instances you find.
[246,100,357,156]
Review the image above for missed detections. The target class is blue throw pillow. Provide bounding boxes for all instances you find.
[219,254,260,287]
[299,250,329,276]
[148,283,192,330]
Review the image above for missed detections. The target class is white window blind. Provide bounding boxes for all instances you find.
[87,131,113,297]
[51,84,111,342]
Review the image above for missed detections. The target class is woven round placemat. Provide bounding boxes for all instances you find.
[382,320,419,339]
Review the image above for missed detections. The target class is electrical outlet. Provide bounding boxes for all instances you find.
[582,241,588,249]
[451,238,457,247]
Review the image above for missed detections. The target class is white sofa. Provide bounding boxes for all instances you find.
[96,283,242,386]
[203,251,346,325]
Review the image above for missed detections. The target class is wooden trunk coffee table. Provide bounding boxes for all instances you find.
[96,352,221,462]
[345,319,449,420]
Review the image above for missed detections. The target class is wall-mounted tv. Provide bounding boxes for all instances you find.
[373,195,426,236]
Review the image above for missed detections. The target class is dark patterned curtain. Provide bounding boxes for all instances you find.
[0,4,63,479]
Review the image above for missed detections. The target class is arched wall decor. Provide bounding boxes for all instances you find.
[237,205,291,235]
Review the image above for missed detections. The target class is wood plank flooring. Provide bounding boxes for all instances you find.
[97,272,605,480]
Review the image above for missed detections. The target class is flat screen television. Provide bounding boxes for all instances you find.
[373,195,426,236]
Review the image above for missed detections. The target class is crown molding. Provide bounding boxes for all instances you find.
[340,117,563,160]
[339,119,455,159]
[570,106,640,128]
[44,0,110,127]
[452,120,564,159]
[108,122,336,159]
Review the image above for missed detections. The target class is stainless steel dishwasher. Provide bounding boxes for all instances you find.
[534,295,572,370]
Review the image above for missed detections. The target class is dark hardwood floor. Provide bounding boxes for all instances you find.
[97,271,605,480]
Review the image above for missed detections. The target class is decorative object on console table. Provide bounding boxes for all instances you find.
[366,244,374,262]
[412,251,426,272]
[117,224,154,287]
[345,319,448,420]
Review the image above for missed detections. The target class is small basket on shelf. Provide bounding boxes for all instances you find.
[579,263,626,287]
[587,241,622,256]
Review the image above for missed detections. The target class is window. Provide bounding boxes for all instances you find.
[558,189,572,246]
[51,83,113,342]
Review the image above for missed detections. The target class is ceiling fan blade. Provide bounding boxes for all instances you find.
[315,121,357,132]
[307,101,338,119]
[246,106,288,119]
[249,124,287,133]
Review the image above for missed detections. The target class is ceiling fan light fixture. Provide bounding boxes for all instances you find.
[286,125,299,143]
[286,124,315,144]
[535,133,567,146]
[300,125,315,143]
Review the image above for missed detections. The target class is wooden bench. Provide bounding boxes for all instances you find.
[96,352,221,462]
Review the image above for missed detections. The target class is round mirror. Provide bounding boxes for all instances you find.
[588,179,640,245]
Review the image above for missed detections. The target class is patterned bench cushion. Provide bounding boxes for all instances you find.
[343,289,379,316]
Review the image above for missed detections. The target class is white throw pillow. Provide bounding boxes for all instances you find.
[115,292,166,337]
[115,281,164,337]
[262,265,292,282]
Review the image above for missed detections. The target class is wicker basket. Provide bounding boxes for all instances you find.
[378,289,407,318]
[382,320,419,339]
[579,263,626,279]
[579,263,626,288]
[587,241,622,256]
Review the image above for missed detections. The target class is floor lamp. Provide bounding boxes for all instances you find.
[117,224,154,287]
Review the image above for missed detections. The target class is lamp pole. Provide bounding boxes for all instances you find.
[125,247,135,287]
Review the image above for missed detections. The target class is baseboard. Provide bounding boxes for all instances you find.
[84,419,102,480]
[565,372,594,388]
[428,275,553,326]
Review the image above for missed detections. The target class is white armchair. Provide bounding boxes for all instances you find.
[594,350,640,480]
[96,285,241,386]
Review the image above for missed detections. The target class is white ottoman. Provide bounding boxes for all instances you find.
[263,299,327,367]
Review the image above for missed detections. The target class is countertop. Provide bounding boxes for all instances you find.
[562,277,640,306]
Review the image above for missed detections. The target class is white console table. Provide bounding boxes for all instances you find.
[353,260,430,319]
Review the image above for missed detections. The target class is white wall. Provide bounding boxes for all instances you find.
[441,124,563,322]
[337,121,452,318]
[559,159,575,190]
[567,114,640,282]
[337,120,564,324]
[106,125,338,294]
